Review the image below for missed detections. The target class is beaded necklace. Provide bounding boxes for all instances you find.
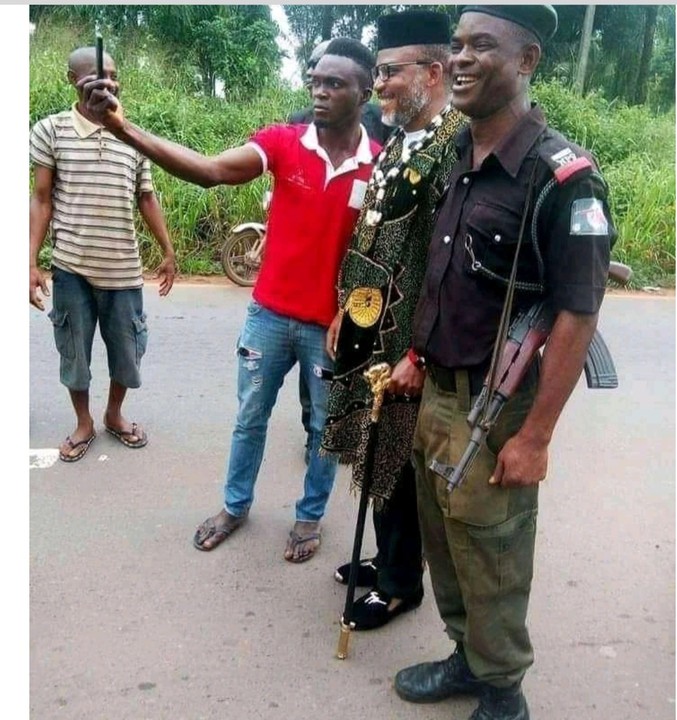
[365,100,454,227]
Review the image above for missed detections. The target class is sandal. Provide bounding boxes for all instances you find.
[193,512,247,551]
[59,433,96,463]
[284,529,321,563]
[105,422,148,449]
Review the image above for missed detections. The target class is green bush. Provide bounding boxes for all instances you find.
[534,80,675,286]
[533,79,675,168]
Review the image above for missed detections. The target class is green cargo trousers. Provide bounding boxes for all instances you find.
[412,368,540,688]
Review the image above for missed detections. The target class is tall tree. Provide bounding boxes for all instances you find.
[634,5,660,105]
[574,5,596,95]
[284,4,385,68]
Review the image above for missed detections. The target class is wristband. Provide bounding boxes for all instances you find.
[407,348,426,370]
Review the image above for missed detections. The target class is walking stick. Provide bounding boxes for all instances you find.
[336,362,392,660]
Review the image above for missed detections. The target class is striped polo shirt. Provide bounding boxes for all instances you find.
[30,105,154,289]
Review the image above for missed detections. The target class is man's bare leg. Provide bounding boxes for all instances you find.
[103,380,145,443]
[59,389,96,459]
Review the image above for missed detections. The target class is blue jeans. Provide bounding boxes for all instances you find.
[224,301,338,522]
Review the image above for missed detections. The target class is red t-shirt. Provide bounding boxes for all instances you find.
[249,124,379,327]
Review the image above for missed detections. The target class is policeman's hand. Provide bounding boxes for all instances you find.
[30,266,49,311]
[326,312,342,360]
[388,356,425,397]
[77,76,125,133]
[490,432,548,488]
[155,256,177,297]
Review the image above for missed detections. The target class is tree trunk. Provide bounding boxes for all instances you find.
[634,5,659,105]
[574,5,596,94]
[321,6,333,40]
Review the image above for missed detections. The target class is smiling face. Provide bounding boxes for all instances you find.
[373,46,434,130]
[449,12,539,120]
[308,54,368,129]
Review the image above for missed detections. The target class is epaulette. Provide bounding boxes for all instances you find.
[537,134,595,185]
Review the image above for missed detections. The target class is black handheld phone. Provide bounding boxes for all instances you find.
[96,35,104,79]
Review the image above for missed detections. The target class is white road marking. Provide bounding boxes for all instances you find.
[29,449,59,469]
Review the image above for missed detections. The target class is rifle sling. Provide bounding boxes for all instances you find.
[479,160,540,425]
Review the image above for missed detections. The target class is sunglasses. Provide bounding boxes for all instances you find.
[371,61,432,82]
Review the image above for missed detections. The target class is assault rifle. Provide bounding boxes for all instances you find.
[430,262,632,492]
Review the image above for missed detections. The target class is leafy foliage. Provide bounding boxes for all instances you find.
[30,5,281,98]
[534,80,675,285]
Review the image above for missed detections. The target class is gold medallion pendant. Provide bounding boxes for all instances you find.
[346,287,383,328]
[403,167,422,185]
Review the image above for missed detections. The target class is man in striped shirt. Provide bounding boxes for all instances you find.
[29,46,176,463]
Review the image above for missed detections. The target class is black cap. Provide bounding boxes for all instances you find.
[377,10,451,51]
[459,5,558,44]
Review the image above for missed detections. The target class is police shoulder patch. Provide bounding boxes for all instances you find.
[538,133,596,185]
[550,147,593,184]
[570,198,609,236]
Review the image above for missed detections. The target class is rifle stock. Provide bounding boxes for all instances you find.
[608,261,632,286]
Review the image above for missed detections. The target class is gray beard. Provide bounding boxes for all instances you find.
[381,77,430,128]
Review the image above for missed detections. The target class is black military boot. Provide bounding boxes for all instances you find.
[469,683,529,720]
[394,644,485,703]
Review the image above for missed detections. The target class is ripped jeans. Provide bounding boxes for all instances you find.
[223,300,337,522]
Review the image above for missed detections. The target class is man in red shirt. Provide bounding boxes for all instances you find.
[82,38,380,562]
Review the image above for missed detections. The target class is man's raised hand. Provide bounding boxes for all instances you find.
[77,76,125,132]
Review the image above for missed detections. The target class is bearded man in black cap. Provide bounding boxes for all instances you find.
[395,6,615,719]
[321,9,464,631]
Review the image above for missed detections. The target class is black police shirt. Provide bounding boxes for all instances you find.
[413,106,614,370]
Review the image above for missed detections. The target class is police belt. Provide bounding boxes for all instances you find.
[426,364,488,397]
[427,359,540,397]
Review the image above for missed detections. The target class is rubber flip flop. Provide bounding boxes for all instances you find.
[105,422,148,449]
[59,433,96,463]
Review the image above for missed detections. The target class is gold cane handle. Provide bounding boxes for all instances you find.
[363,362,392,423]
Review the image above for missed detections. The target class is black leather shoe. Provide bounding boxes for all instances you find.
[346,587,423,631]
[334,558,378,587]
[395,644,485,703]
[470,683,529,720]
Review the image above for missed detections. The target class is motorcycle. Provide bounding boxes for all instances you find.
[220,192,270,287]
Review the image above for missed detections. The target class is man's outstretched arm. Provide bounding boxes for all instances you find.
[79,76,263,188]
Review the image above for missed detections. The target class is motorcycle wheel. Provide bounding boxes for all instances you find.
[220,228,262,287]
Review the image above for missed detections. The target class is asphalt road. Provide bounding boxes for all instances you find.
[29,282,675,720]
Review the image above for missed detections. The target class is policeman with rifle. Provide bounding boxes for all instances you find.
[393,6,618,720]
[432,261,631,492]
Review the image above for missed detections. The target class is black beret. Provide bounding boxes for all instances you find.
[377,10,451,50]
[459,5,558,44]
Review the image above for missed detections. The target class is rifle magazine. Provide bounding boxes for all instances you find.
[584,330,618,389]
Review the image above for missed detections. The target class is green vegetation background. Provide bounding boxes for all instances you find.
[30,21,675,288]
